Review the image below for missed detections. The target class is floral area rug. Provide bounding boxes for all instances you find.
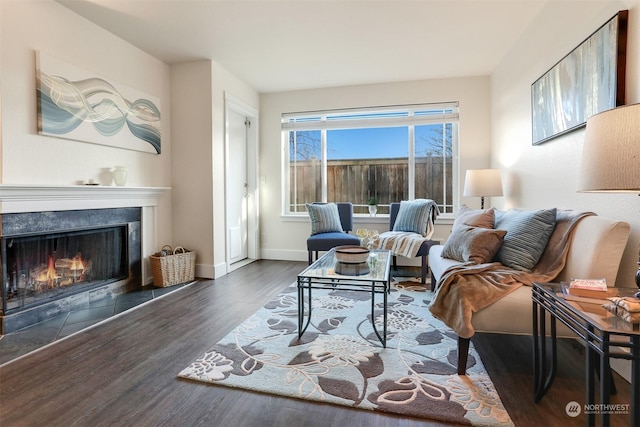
[178,277,513,426]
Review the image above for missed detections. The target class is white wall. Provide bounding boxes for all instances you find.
[491,0,639,288]
[170,60,259,278]
[0,0,173,249]
[170,61,214,277]
[260,76,491,261]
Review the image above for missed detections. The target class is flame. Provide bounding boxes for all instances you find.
[33,254,88,289]
[69,255,85,271]
[36,256,60,284]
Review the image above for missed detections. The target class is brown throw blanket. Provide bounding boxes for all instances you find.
[428,210,594,339]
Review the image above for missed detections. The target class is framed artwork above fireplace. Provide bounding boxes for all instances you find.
[36,51,162,154]
[531,10,627,145]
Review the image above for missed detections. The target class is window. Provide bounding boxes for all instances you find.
[283,103,458,215]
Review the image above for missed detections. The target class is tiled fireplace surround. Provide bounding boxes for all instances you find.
[0,185,168,333]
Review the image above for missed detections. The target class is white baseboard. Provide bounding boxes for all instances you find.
[261,248,307,262]
[213,262,228,278]
[198,262,258,279]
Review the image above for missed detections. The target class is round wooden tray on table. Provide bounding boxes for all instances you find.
[335,246,370,276]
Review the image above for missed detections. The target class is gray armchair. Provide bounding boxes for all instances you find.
[389,202,439,284]
[306,202,360,264]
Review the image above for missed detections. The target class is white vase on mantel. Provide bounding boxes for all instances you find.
[113,166,128,186]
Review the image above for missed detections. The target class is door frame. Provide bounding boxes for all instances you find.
[224,93,259,272]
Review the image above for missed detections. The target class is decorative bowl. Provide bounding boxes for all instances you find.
[335,246,369,264]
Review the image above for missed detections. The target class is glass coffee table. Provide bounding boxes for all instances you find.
[297,248,391,347]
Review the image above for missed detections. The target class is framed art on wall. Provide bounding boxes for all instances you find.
[36,51,162,154]
[531,10,627,145]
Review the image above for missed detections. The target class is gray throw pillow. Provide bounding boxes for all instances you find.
[441,225,507,264]
[494,208,557,271]
[392,199,433,236]
[306,203,344,235]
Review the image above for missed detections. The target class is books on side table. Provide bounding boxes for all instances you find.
[560,279,618,316]
[566,287,619,301]
[556,279,640,322]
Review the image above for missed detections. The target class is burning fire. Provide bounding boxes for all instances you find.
[69,256,85,272]
[36,256,61,285]
[35,253,87,289]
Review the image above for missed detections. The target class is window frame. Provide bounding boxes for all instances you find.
[282,102,459,217]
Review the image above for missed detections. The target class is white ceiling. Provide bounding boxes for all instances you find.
[58,0,551,93]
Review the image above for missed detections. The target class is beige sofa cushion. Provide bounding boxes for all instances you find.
[556,215,631,287]
[430,245,461,280]
[471,286,575,337]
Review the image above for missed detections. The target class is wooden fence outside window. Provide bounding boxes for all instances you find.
[290,157,453,214]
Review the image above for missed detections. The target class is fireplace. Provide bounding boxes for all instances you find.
[0,208,142,333]
[4,226,128,311]
[0,185,168,334]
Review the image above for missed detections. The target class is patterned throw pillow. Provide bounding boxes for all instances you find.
[441,225,507,263]
[494,208,557,271]
[306,203,344,235]
[392,199,433,236]
[453,205,495,229]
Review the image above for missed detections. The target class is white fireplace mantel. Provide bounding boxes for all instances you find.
[0,184,170,213]
[0,184,171,285]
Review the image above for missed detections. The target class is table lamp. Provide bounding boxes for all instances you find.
[463,169,503,209]
[577,103,640,297]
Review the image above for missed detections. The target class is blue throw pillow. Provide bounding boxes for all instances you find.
[392,199,433,236]
[306,203,344,235]
[494,208,557,271]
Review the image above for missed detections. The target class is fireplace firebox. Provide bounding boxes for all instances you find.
[0,208,142,333]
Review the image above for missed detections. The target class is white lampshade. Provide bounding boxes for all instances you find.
[463,169,503,209]
[463,169,504,197]
[578,103,640,192]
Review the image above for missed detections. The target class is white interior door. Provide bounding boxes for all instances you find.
[228,108,249,264]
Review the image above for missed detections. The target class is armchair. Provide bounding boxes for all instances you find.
[387,202,440,284]
[306,202,360,264]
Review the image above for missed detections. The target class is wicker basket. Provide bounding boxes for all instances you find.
[150,245,196,287]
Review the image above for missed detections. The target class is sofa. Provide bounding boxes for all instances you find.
[428,207,631,375]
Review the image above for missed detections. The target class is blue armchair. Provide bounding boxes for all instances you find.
[389,202,439,284]
[306,202,360,264]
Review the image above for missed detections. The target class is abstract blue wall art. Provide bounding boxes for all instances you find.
[530,11,627,145]
[36,52,161,154]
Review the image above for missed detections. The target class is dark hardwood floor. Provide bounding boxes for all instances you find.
[0,260,632,426]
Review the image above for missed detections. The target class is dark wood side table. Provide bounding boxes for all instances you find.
[532,282,640,427]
